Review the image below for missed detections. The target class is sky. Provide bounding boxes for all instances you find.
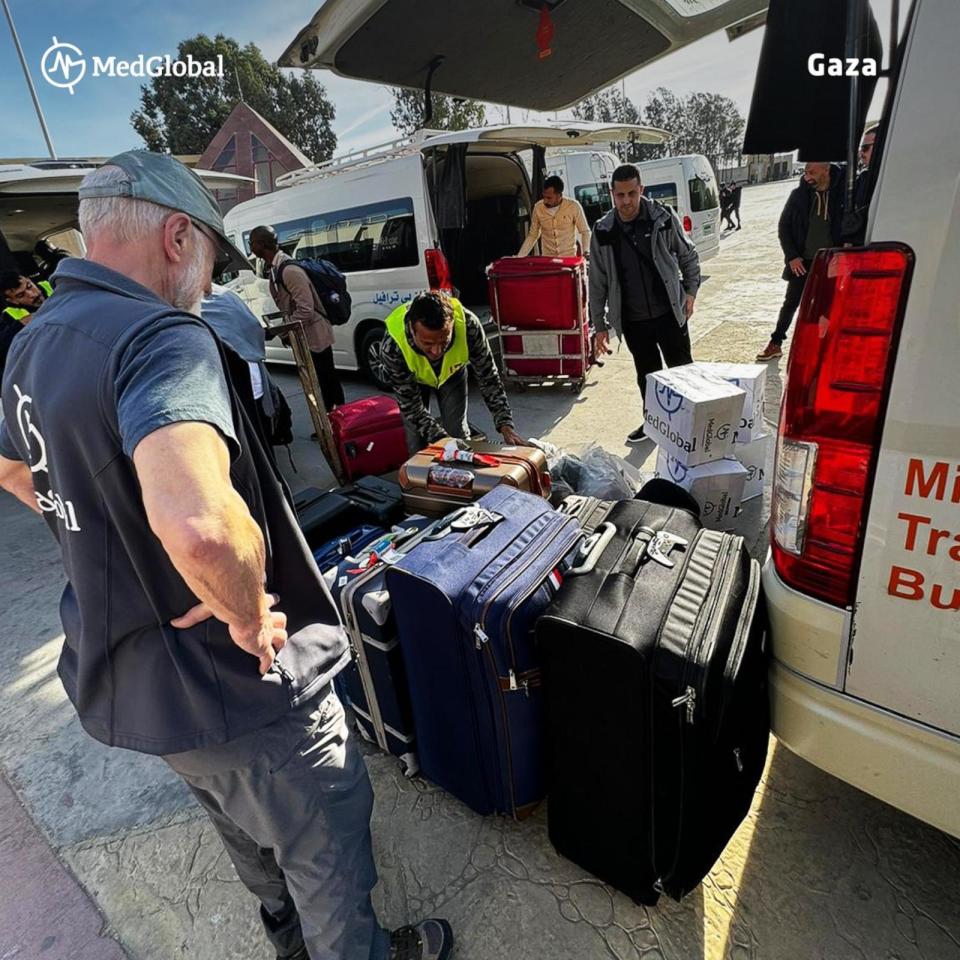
[0,0,902,162]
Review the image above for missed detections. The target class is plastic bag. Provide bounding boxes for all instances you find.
[529,438,643,503]
[576,443,644,500]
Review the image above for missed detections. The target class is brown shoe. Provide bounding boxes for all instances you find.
[756,341,783,361]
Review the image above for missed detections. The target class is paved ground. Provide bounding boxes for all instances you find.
[3,180,960,960]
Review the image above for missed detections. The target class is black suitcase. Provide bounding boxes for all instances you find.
[338,476,404,527]
[557,494,614,534]
[293,478,403,549]
[293,487,362,549]
[536,497,768,905]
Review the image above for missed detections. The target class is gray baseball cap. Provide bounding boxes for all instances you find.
[78,150,251,275]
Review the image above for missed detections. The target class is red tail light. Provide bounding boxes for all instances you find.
[682,215,693,234]
[771,244,913,607]
[425,248,454,293]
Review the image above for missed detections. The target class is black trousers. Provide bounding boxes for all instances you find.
[771,267,811,345]
[310,346,345,411]
[621,313,693,413]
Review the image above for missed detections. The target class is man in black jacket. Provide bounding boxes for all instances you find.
[756,162,844,361]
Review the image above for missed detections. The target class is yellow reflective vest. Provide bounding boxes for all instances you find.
[2,280,52,323]
[385,297,469,389]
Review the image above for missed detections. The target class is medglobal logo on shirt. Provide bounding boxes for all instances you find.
[41,37,225,95]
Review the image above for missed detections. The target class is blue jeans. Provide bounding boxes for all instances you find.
[165,686,389,960]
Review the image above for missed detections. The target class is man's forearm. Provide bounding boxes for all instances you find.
[0,460,41,514]
[163,493,266,629]
[518,222,539,257]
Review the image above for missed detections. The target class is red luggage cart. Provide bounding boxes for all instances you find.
[486,255,592,392]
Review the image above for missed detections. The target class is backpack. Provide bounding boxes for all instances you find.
[265,375,294,447]
[277,258,352,326]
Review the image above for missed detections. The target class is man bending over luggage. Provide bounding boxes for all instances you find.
[381,291,525,451]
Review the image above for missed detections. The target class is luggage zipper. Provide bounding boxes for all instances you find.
[475,516,581,668]
[661,534,743,897]
[472,516,581,816]
[672,535,741,726]
[714,558,762,736]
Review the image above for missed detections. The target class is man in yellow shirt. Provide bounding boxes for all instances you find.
[517,176,591,258]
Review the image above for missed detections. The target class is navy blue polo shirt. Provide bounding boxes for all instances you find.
[0,258,347,755]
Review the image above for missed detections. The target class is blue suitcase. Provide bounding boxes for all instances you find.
[324,517,439,776]
[312,524,384,575]
[385,486,585,818]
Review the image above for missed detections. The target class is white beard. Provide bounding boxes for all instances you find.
[171,248,210,314]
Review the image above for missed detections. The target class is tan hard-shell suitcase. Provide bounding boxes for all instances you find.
[398,440,551,516]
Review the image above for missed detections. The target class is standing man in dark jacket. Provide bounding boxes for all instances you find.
[0,151,453,960]
[756,162,844,361]
[590,164,701,443]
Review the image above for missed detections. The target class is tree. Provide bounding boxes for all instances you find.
[571,88,644,160]
[389,88,486,136]
[131,34,336,162]
[571,85,745,172]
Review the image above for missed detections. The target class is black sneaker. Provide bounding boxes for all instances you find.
[277,948,309,960]
[626,425,647,443]
[389,919,454,960]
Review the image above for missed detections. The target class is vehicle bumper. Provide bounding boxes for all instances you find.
[764,558,960,838]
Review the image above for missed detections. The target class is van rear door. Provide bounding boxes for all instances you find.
[278,0,767,109]
[686,156,721,256]
[840,0,960,737]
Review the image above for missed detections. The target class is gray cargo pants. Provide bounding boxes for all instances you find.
[404,367,470,453]
[164,685,389,960]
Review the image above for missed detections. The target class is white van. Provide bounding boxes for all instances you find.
[543,149,619,227]
[635,155,721,261]
[222,124,665,386]
[282,0,960,838]
[0,160,248,278]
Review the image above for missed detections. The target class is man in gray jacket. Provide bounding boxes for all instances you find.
[590,164,701,442]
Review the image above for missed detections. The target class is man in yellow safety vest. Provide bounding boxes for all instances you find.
[380,291,524,452]
[1,272,52,384]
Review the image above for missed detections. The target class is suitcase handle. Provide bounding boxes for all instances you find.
[567,522,616,575]
[422,506,504,542]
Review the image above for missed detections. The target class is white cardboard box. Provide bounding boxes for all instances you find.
[732,431,774,502]
[655,447,748,530]
[644,365,745,466]
[693,361,768,443]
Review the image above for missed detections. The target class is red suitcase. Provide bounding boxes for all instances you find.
[329,396,409,481]
[487,256,586,331]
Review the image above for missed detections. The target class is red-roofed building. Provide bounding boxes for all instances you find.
[197,102,312,214]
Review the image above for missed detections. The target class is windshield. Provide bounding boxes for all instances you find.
[689,175,719,212]
[574,183,613,227]
[643,182,680,211]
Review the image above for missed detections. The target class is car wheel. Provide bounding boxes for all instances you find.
[360,326,391,391]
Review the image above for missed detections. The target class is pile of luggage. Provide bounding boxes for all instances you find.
[294,439,769,906]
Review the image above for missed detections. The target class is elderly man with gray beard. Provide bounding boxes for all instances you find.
[0,152,453,960]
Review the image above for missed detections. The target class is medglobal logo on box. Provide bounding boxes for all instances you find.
[41,37,225,95]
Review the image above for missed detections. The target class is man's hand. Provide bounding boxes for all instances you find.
[500,425,528,447]
[229,594,288,676]
[594,330,612,356]
[0,456,41,514]
[172,592,288,675]
[685,294,696,321]
[789,257,807,277]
